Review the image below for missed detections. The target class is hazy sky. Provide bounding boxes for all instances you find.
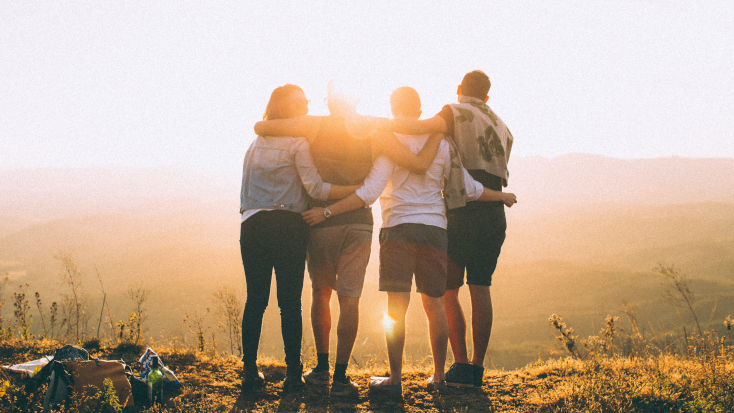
[2,1,733,173]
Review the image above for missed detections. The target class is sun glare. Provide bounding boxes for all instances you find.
[382,313,395,332]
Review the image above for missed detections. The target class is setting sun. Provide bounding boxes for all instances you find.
[381,313,396,333]
[1,2,733,411]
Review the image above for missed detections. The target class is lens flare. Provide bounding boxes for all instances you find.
[382,313,395,332]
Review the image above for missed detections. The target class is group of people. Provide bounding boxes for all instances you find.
[238,70,517,398]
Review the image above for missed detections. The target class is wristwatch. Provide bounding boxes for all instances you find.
[323,206,332,218]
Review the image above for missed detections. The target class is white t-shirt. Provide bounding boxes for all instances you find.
[354,134,484,229]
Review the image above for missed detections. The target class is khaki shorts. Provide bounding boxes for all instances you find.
[307,223,373,298]
[378,223,448,298]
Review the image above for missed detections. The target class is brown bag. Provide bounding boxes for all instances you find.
[66,360,134,408]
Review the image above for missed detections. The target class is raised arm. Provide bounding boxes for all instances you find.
[372,130,443,174]
[254,115,322,143]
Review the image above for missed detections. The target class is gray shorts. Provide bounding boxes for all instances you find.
[378,223,448,298]
[307,223,373,297]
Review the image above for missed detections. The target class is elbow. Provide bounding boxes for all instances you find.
[320,183,333,201]
[254,122,264,136]
[354,191,373,207]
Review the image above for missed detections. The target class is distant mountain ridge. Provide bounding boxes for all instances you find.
[1,155,733,370]
[3,153,733,290]
[508,154,734,213]
[0,165,237,226]
[3,154,732,227]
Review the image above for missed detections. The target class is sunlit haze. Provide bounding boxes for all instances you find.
[3,1,734,372]
[2,1,733,173]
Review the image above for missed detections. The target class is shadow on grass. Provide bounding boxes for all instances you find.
[436,387,497,412]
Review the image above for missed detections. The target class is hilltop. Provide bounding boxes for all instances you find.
[2,338,734,412]
[1,155,734,369]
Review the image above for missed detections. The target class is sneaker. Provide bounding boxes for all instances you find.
[369,377,402,398]
[283,364,306,393]
[241,371,265,392]
[426,376,447,393]
[304,369,331,386]
[472,365,485,388]
[283,374,306,393]
[330,376,359,397]
[444,363,474,388]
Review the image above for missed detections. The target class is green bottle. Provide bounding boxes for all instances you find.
[147,356,163,403]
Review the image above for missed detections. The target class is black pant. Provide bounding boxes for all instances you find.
[240,210,309,367]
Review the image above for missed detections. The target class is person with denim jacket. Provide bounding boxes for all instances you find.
[239,84,360,393]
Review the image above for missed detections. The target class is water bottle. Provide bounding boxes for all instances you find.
[147,356,164,403]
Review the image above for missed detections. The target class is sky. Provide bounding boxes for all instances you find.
[1,1,733,174]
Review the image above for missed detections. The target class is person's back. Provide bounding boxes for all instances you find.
[378,134,451,229]
[439,94,512,212]
[309,115,373,186]
[307,81,375,232]
[442,71,512,389]
[445,98,511,187]
[240,135,331,214]
[239,84,363,394]
[308,114,374,228]
[369,74,518,389]
[366,87,489,396]
[300,81,377,396]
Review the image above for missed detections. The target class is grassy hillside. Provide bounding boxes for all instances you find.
[2,158,734,370]
[1,338,733,412]
[1,201,733,369]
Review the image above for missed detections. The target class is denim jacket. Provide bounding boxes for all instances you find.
[240,136,332,214]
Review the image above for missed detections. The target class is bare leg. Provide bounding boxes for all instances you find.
[469,285,493,366]
[335,295,360,365]
[421,293,449,381]
[444,287,469,364]
[311,286,333,355]
[383,292,410,385]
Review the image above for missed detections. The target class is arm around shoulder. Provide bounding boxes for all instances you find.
[301,193,367,226]
[254,115,321,142]
[373,131,443,174]
[387,114,447,135]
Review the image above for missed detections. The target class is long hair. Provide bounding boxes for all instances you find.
[263,84,304,120]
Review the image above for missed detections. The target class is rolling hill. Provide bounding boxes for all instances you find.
[1,154,733,368]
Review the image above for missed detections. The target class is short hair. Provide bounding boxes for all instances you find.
[263,84,304,120]
[461,70,491,99]
[390,87,421,118]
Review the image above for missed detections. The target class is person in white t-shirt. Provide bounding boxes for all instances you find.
[302,87,516,396]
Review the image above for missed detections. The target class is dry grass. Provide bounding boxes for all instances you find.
[1,338,733,412]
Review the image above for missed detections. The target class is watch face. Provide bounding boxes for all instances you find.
[324,208,332,218]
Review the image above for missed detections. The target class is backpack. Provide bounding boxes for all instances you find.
[34,345,133,412]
